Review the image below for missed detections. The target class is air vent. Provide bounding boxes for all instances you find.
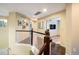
[34,11,42,15]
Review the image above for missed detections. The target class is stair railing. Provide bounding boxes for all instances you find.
[16,29,65,55]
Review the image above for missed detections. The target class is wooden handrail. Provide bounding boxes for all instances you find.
[16,30,31,32]
[33,31,45,35]
[16,30,45,35]
[16,30,60,37]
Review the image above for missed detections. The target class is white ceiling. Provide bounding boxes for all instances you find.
[0,3,65,18]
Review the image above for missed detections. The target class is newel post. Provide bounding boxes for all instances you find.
[44,29,51,55]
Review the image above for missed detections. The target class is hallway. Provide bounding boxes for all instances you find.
[0,3,79,55]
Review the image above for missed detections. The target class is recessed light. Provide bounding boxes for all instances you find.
[24,19,27,22]
[43,8,47,12]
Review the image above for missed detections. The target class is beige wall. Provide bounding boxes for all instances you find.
[8,12,31,54]
[71,4,79,54]
[0,16,9,48]
[8,12,17,54]
[61,3,79,55]
[60,4,72,54]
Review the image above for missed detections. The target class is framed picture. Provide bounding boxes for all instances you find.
[50,24,56,29]
[17,19,28,29]
[0,19,7,28]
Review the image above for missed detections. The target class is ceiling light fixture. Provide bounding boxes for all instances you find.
[43,8,47,12]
